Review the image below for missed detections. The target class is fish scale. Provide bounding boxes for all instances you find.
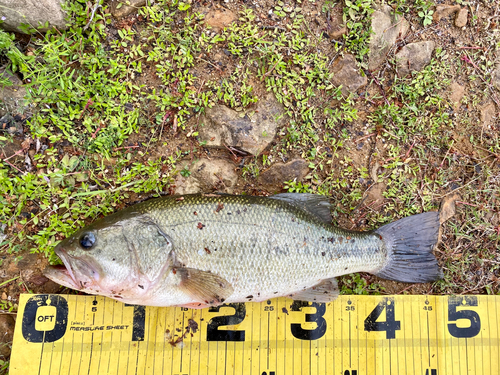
[131,195,385,303]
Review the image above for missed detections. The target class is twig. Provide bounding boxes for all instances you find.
[78,98,94,120]
[437,176,481,199]
[355,133,376,143]
[83,3,102,31]
[196,80,206,96]
[402,139,416,160]
[3,159,25,174]
[199,58,222,73]
[261,57,282,81]
[384,18,404,33]
[461,53,500,109]
[91,126,102,139]
[2,149,24,162]
[440,140,455,167]
[113,145,139,151]
[456,201,480,207]
[474,145,500,158]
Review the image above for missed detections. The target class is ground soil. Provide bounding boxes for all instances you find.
[1,1,499,365]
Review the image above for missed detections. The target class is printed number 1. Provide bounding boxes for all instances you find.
[364,297,401,339]
[125,304,146,341]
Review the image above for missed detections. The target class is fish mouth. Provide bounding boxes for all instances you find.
[43,247,80,290]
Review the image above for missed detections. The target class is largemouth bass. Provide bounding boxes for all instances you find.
[44,193,442,307]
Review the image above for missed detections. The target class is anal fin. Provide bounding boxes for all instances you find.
[289,278,339,302]
[176,268,234,306]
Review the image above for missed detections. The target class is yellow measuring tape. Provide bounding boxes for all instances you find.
[9,294,500,374]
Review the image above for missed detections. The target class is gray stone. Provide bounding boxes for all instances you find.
[198,93,285,156]
[0,314,15,359]
[395,41,435,77]
[204,9,237,31]
[0,68,28,118]
[110,0,146,18]
[330,26,347,40]
[0,0,67,33]
[174,158,238,195]
[330,53,367,95]
[455,8,468,27]
[259,159,309,192]
[480,101,496,128]
[448,81,465,111]
[368,5,409,71]
[433,4,460,23]
[492,65,500,92]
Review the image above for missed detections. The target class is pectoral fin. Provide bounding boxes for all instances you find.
[289,278,339,302]
[176,268,234,306]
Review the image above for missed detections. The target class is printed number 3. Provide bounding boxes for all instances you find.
[290,301,327,340]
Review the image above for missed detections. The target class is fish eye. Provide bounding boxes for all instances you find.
[79,232,96,250]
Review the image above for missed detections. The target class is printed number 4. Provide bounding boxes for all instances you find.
[364,298,401,339]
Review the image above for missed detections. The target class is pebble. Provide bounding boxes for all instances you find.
[455,8,468,27]
[0,314,15,358]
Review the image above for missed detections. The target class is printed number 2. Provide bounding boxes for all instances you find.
[447,296,481,338]
[206,303,246,341]
[364,297,401,339]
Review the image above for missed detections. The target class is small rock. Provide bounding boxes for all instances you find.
[259,159,309,192]
[110,0,146,18]
[364,182,386,206]
[204,9,237,30]
[174,158,238,195]
[0,68,29,118]
[0,0,67,33]
[39,280,64,294]
[330,26,347,39]
[492,65,500,92]
[198,93,285,156]
[28,273,50,286]
[1,292,6,300]
[455,8,468,27]
[0,223,6,245]
[330,53,367,95]
[440,192,460,224]
[0,314,15,359]
[433,4,460,23]
[395,41,435,77]
[368,5,410,71]
[480,101,496,127]
[448,82,465,110]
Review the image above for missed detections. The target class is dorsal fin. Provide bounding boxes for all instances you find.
[269,193,332,223]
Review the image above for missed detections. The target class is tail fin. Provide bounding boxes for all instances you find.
[375,212,442,283]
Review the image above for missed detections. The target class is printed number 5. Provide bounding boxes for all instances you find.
[447,296,481,338]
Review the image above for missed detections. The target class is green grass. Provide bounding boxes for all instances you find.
[0,0,499,300]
